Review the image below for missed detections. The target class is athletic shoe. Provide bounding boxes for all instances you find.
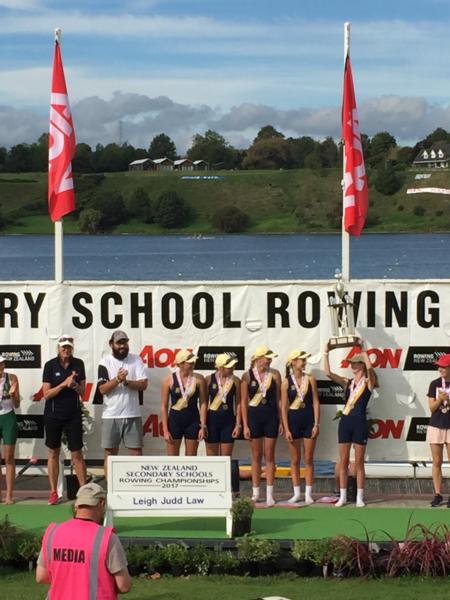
[447,496,450,508]
[430,493,443,507]
[48,491,60,505]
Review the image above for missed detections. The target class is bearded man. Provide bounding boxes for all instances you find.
[97,331,148,478]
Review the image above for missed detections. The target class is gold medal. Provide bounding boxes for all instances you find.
[299,402,305,409]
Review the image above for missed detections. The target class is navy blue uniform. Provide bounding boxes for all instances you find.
[338,378,372,445]
[428,377,450,429]
[168,374,200,440]
[42,356,86,451]
[206,374,236,444]
[247,369,279,439]
[287,374,314,439]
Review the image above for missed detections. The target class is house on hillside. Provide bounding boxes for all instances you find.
[152,157,174,171]
[413,143,450,169]
[193,160,209,171]
[128,158,153,171]
[174,158,194,171]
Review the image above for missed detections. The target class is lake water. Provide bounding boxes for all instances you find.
[0,233,449,280]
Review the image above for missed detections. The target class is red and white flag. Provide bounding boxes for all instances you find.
[48,40,76,222]
[342,55,367,237]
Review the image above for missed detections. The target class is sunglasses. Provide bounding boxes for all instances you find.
[59,337,74,343]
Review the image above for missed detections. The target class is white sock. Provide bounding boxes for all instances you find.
[304,485,314,504]
[335,488,347,507]
[252,487,260,502]
[356,488,365,507]
[288,485,301,503]
[266,485,275,506]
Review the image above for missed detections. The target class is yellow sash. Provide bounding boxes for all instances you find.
[289,376,310,410]
[249,373,273,407]
[342,379,366,415]
[209,377,234,410]
[171,382,197,411]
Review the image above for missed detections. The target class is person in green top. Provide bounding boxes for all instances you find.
[0,354,20,504]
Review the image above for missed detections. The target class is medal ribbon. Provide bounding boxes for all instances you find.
[172,369,196,411]
[289,371,309,410]
[249,369,272,407]
[210,375,233,411]
[342,377,366,416]
[438,377,450,413]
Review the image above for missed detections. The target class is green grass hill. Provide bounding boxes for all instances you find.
[0,168,449,234]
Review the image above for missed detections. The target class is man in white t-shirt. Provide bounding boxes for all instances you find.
[97,330,148,477]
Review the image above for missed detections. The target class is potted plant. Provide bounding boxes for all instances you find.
[210,550,239,575]
[291,539,315,576]
[231,496,254,537]
[163,542,190,577]
[236,535,280,576]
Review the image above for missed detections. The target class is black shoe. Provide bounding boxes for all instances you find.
[430,493,443,507]
[447,496,450,508]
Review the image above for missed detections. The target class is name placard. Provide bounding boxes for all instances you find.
[106,456,233,536]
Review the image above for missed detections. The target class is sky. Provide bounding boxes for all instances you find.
[1,0,450,153]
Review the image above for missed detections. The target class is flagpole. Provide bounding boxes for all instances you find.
[54,27,64,284]
[341,22,351,283]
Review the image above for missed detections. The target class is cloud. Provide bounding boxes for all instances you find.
[2,92,450,153]
[0,105,46,147]
[0,0,39,9]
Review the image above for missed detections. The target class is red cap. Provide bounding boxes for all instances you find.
[435,354,450,368]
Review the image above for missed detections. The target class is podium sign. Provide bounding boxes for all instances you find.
[105,456,233,536]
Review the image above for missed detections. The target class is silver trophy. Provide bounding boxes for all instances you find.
[328,270,359,349]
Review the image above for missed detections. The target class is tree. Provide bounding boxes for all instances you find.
[211,205,250,233]
[366,132,397,168]
[0,147,7,172]
[73,143,94,173]
[153,191,191,228]
[319,137,338,168]
[148,134,177,160]
[187,130,237,169]
[128,187,153,223]
[5,144,33,172]
[78,208,103,234]
[253,125,284,144]
[287,136,315,168]
[374,163,403,195]
[242,137,292,169]
[90,192,128,229]
[423,127,449,146]
[30,133,48,172]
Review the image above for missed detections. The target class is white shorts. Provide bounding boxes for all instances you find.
[426,425,450,444]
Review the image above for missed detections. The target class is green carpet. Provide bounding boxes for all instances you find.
[2,504,450,541]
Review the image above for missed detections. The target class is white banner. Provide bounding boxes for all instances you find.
[1,279,450,464]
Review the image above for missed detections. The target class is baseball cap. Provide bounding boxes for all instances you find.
[435,354,450,368]
[75,482,106,507]
[287,349,311,364]
[58,334,74,348]
[252,345,278,360]
[215,353,238,369]
[348,353,365,364]
[175,349,197,365]
[110,330,129,343]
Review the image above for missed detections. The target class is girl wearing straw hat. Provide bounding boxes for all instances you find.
[241,345,282,506]
[205,353,242,457]
[161,349,207,456]
[281,349,320,504]
[323,340,376,507]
